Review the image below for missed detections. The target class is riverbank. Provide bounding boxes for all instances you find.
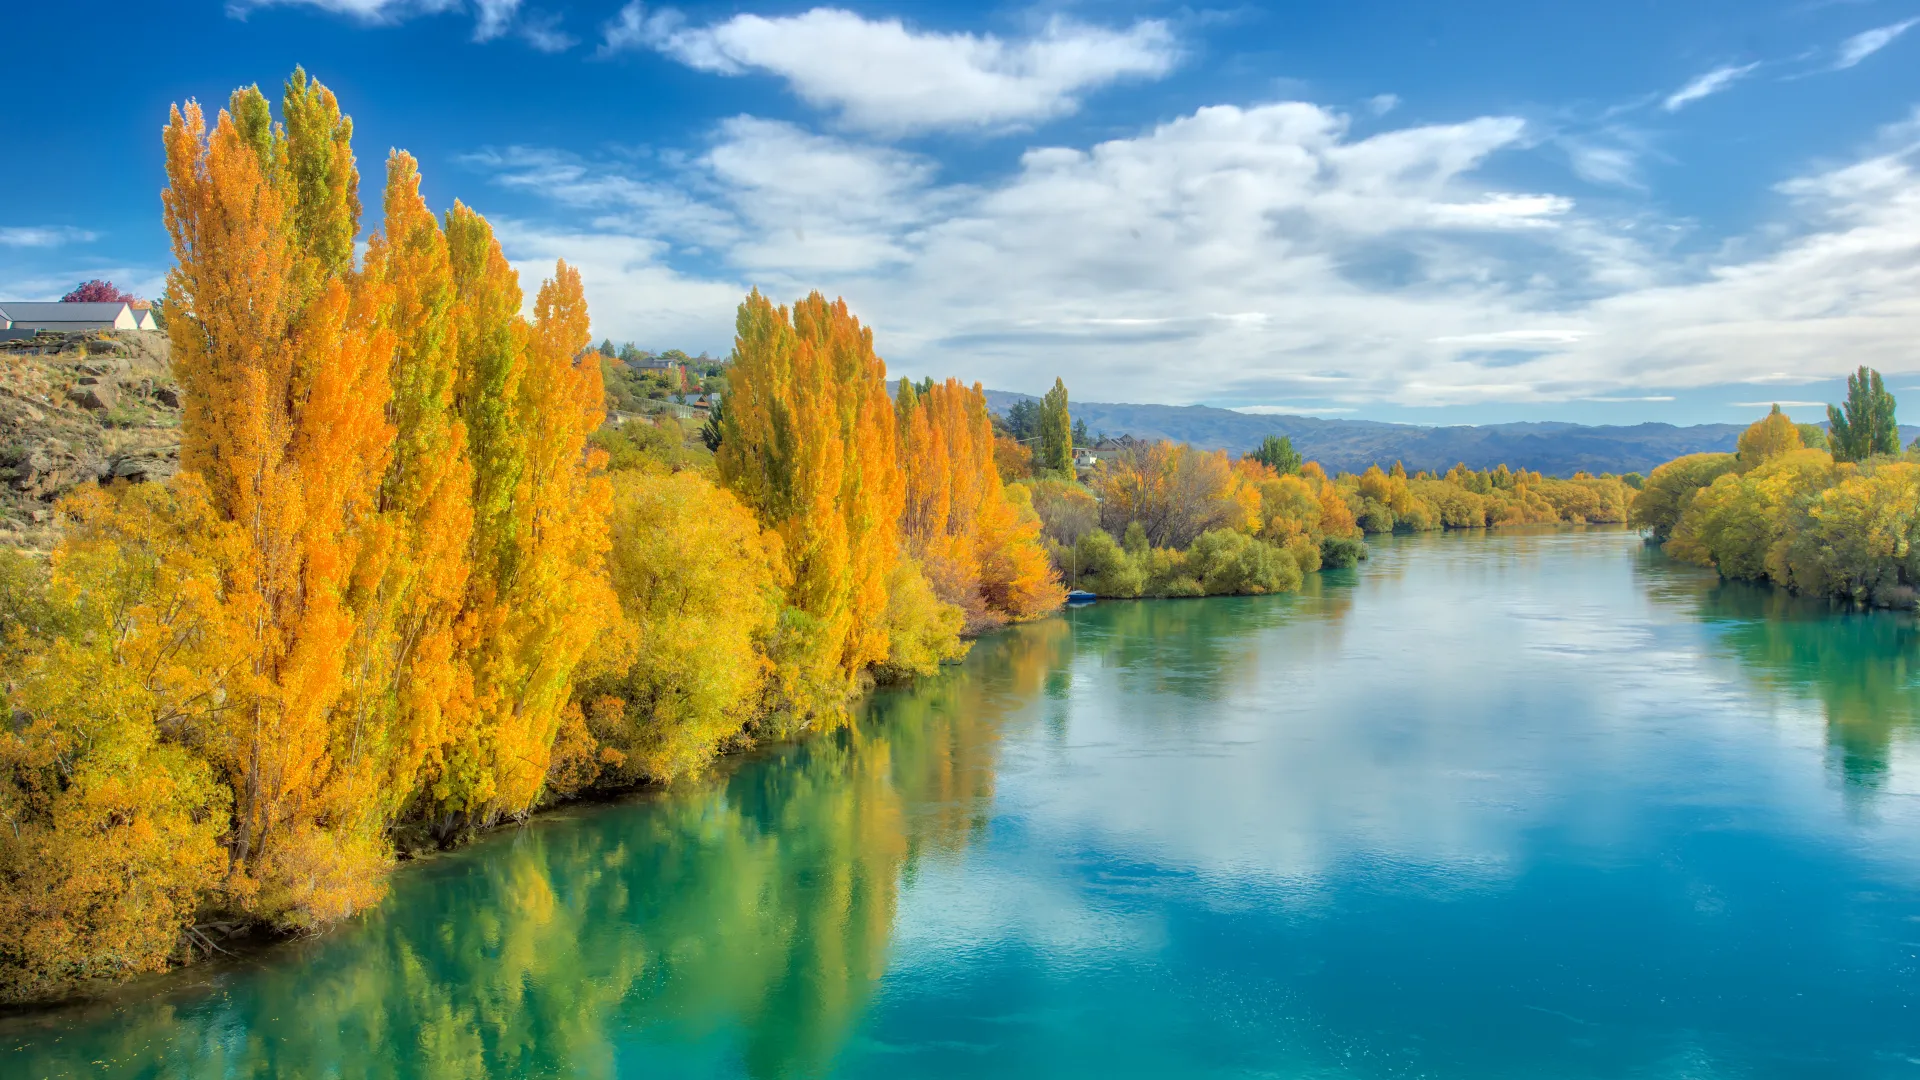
[1630,404,1920,611]
[11,527,1918,1077]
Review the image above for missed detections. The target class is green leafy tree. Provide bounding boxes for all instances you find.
[699,393,725,452]
[1828,366,1898,463]
[1250,434,1302,475]
[1039,378,1073,474]
[1003,399,1041,441]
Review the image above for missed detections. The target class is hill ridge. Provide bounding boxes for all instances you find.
[980,390,1905,477]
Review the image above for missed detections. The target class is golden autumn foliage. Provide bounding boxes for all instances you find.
[1334,461,1635,535]
[1023,434,1649,598]
[0,72,620,1001]
[439,261,617,823]
[1639,408,1920,608]
[159,80,396,924]
[895,378,1062,632]
[0,481,233,998]
[577,470,782,785]
[1736,404,1805,469]
[1092,442,1259,549]
[3,69,1275,1007]
[716,291,909,728]
[1025,442,1330,597]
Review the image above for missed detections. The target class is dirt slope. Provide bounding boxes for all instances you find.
[1,330,179,553]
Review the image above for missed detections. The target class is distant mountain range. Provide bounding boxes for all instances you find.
[981,391,1911,477]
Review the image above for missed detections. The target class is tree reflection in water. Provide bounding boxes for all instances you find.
[1640,541,1920,799]
[0,611,1096,1079]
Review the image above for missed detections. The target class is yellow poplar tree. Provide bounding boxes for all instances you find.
[332,151,477,826]
[160,76,394,922]
[718,291,905,722]
[896,378,1060,630]
[438,261,617,825]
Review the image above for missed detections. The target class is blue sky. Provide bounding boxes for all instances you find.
[5,1,1919,426]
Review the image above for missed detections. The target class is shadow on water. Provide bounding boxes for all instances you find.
[1634,540,1920,798]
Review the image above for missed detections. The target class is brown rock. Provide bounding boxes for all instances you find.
[68,383,117,412]
[107,452,176,485]
[154,385,181,409]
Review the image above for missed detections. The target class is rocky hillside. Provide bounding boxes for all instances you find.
[0,330,179,552]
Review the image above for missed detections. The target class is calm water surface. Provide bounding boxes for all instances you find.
[8,528,1920,1078]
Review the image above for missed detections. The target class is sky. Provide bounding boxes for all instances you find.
[4,1,1919,426]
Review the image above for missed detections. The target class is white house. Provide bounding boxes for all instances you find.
[0,301,148,333]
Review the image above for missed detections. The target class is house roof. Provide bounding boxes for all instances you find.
[0,301,135,321]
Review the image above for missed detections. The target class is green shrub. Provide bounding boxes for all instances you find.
[1074,529,1147,597]
[1182,530,1302,595]
[1320,536,1369,568]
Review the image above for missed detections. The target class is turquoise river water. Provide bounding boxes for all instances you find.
[5,527,1919,1078]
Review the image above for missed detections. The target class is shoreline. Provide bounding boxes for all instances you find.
[2,525,1648,1015]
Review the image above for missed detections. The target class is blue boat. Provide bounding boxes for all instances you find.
[1065,590,1097,605]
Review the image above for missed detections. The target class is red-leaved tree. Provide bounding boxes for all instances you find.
[60,279,138,303]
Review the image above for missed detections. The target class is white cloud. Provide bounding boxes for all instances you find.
[1559,132,1651,189]
[472,0,517,40]
[1431,329,1587,347]
[0,226,97,248]
[228,0,458,23]
[488,219,747,351]
[0,267,166,303]
[1662,62,1760,111]
[601,5,1178,133]
[1366,93,1400,117]
[1834,18,1919,69]
[230,0,569,49]
[1740,372,1829,385]
[472,101,1920,409]
[514,8,574,52]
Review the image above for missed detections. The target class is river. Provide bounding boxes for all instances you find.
[6,527,1920,1078]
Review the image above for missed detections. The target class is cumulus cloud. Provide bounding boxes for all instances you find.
[1662,62,1759,111]
[488,219,747,350]
[600,5,1178,133]
[1834,18,1919,70]
[470,100,1920,409]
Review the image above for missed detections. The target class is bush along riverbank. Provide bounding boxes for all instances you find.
[1014,436,1641,600]
[1631,376,1920,610]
